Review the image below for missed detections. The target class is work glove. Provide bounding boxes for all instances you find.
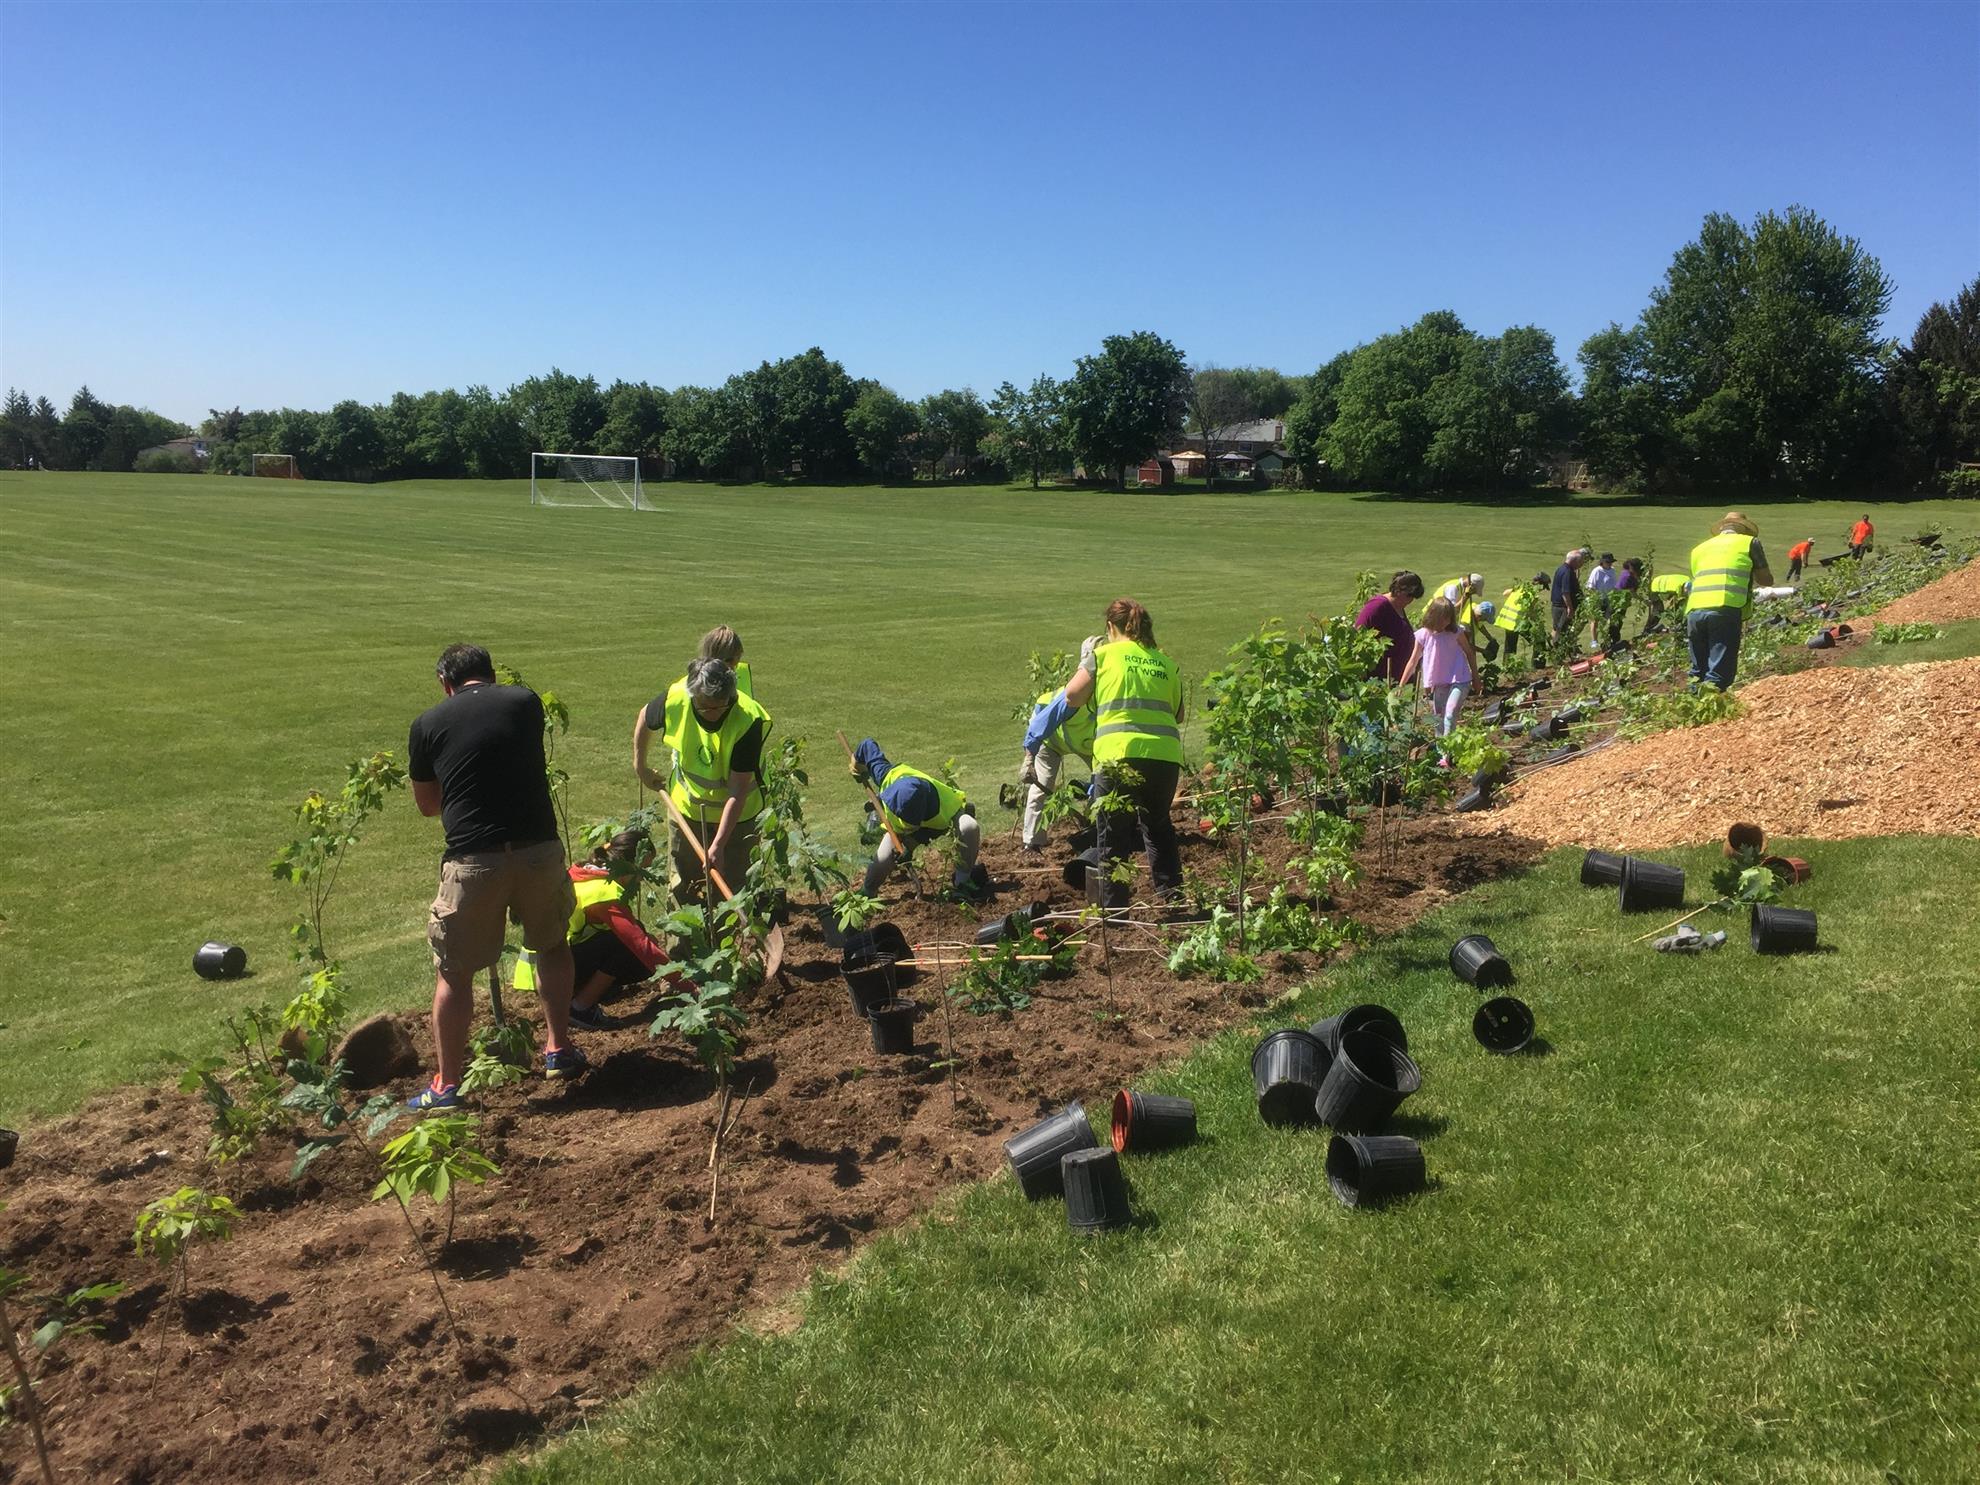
[1019,751,1037,786]
[1079,635,1102,673]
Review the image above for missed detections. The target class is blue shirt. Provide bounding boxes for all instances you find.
[1024,689,1076,753]
[855,738,942,837]
[1552,563,1581,608]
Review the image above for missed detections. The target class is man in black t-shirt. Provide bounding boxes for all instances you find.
[405,643,581,1107]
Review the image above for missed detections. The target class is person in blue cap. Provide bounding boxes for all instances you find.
[850,738,983,895]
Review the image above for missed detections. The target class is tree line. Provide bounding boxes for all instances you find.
[5,207,1975,494]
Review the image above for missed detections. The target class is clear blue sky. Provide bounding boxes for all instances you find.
[1,0,1974,425]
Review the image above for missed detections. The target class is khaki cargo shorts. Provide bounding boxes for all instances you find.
[427,840,574,979]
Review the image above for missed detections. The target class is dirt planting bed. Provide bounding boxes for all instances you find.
[1460,656,1980,851]
[0,814,1539,1485]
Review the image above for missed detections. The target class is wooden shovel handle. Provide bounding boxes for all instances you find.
[835,729,905,856]
[660,791,740,901]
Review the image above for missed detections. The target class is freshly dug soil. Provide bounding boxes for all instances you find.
[1869,554,1980,626]
[0,811,1539,1485]
[1462,657,1980,850]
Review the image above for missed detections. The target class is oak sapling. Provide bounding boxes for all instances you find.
[0,1264,124,1485]
[132,1187,239,1304]
[650,955,750,1224]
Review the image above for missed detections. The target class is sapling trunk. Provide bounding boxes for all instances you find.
[0,1296,58,1485]
[934,961,961,1110]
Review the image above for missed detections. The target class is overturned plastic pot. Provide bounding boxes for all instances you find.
[193,941,248,981]
[1308,1004,1408,1056]
[1751,904,1819,955]
[842,923,915,1015]
[975,900,1050,946]
[1062,846,1106,891]
[1061,1147,1133,1233]
[1449,934,1514,989]
[1580,849,1626,888]
[1251,1028,1330,1127]
[0,1128,17,1170]
[1542,744,1580,764]
[1003,1102,1098,1199]
[1618,858,1686,913]
[1325,1133,1426,1208]
[1111,1090,1196,1153]
[1761,855,1811,885]
[1452,787,1489,813]
[1314,1030,1423,1133]
[1473,996,1535,1054]
[868,998,918,1055]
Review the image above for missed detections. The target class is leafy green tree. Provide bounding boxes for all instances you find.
[1281,348,1356,483]
[1321,312,1473,490]
[763,348,860,479]
[457,384,528,478]
[506,368,607,455]
[916,387,990,480]
[57,386,107,469]
[1424,325,1571,486]
[986,375,1068,487]
[1064,331,1190,485]
[1576,324,1669,489]
[663,384,741,478]
[845,383,919,476]
[1887,276,1980,487]
[310,400,384,481]
[600,380,670,470]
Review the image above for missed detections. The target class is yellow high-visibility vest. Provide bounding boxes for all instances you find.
[1687,533,1756,612]
[663,683,772,824]
[878,764,968,841]
[1092,640,1184,766]
[1439,578,1480,630]
[1494,584,1533,633]
[1650,574,1690,595]
[1036,688,1096,764]
[513,875,621,990]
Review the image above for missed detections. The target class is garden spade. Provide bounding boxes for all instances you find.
[659,792,785,979]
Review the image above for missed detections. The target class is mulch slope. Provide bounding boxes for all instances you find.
[1868,552,1980,626]
[0,813,1538,1485]
[1461,657,1980,851]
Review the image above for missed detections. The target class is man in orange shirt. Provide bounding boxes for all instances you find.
[1786,537,1814,581]
[1849,515,1873,559]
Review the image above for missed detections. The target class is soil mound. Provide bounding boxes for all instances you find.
[1869,555,1980,626]
[1459,657,1980,850]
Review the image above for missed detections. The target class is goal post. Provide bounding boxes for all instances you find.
[530,452,647,509]
[251,453,300,479]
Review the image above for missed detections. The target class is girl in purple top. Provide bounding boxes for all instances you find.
[1353,571,1425,683]
[1399,595,1474,736]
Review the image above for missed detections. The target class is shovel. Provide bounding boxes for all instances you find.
[660,792,785,979]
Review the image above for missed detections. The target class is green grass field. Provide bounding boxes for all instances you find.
[5,471,1979,1123]
[498,836,1980,1485]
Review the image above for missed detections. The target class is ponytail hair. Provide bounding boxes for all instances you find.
[1105,597,1156,647]
[696,625,743,665]
[589,826,651,871]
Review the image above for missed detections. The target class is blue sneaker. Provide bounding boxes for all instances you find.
[543,1046,590,1081]
[406,1077,462,1111]
[567,1002,607,1031]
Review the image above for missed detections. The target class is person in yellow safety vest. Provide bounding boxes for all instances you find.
[1642,570,1690,636]
[849,738,984,896]
[1017,684,1097,850]
[1062,597,1186,907]
[694,624,754,698]
[632,658,772,903]
[1438,573,1495,661]
[1686,512,1772,690]
[1491,574,1548,661]
[513,828,681,1030]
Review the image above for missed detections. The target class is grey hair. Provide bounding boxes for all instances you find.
[685,657,737,703]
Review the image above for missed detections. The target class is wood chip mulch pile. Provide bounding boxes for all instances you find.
[1869,553,1980,626]
[1458,657,1980,850]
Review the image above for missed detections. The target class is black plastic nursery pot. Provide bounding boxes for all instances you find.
[1061,1146,1133,1233]
[1251,1028,1330,1127]
[1452,787,1489,813]
[1110,1090,1197,1153]
[1751,904,1819,954]
[1325,1133,1426,1208]
[1618,858,1686,913]
[1308,1004,1408,1056]
[1542,744,1581,764]
[1314,1030,1423,1132]
[1449,934,1514,989]
[1580,849,1626,888]
[1472,996,1535,1054]
[975,900,1050,946]
[1003,1102,1099,1199]
[0,1128,17,1170]
[868,998,918,1055]
[841,922,915,1015]
[1062,846,1106,891]
[193,940,248,981]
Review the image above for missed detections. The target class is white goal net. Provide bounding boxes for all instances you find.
[531,451,647,509]
[252,452,300,479]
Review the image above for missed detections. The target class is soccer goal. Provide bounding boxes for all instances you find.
[530,452,648,509]
[252,452,301,479]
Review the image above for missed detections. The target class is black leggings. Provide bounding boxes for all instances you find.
[573,932,648,991]
[1096,758,1183,900]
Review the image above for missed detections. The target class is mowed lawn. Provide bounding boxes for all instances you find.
[5,471,1979,1122]
[500,836,1980,1485]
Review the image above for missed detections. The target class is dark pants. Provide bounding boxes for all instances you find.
[1096,758,1182,904]
[1686,606,1744,690]
[1850,543,1867,560]
[573,932,647,992]
[1552,602,1575,635]
[1499,630,1519,659]
[1476,629,1499,663]
[1787,558,1803,580]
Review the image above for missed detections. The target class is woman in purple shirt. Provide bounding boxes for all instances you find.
[1354,571,1425,683]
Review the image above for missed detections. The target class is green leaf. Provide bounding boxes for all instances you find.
[291,1135,346,1179]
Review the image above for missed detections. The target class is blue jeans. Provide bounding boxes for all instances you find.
[1686,607,1744,690]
